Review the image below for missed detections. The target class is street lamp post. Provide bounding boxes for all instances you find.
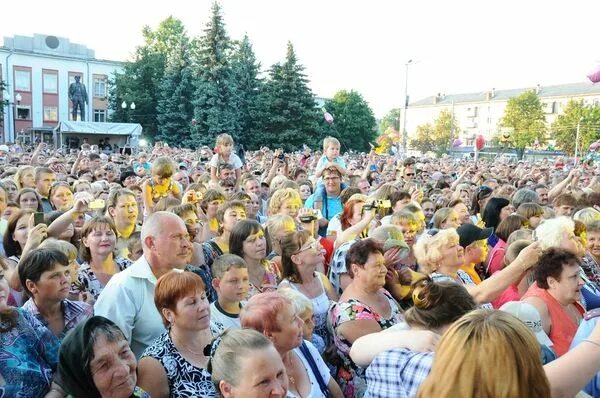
[574,116,584,165]
[401,59,413,156]
[3,92,21,143]
[121,101,136,123]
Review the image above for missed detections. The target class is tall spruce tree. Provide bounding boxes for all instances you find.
[191,2,239,147]
[230,35,264,149]
[156,43,195,146]
[261,42,320,151]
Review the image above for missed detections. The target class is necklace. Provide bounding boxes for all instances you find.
[171,331,204,356]
[285,352,304,398]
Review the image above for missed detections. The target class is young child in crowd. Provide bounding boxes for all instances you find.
[127,232,143,262]
[210,254,250,330]
[142,156,181,215]
[313,136,347,210]
[210,133,243,190]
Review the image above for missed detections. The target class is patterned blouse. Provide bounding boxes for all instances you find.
[0,308,60,398]
[329,289,404,398]
[21,298,94,341]
[74,256,132,300]
[141,327,223,398]
[247,260,281,299]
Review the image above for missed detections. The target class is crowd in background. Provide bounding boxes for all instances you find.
[3,134,600,397]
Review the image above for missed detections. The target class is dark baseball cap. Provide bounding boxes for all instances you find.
[457,224,493,248]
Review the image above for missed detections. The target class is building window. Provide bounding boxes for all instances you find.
[94,78,107,97]
[43,106,58,121]
[15,70,31,91]
[43,73,58,94]
[16,106,31,120]
[94,109,106,122]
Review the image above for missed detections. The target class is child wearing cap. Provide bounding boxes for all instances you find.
[456,224,493,284]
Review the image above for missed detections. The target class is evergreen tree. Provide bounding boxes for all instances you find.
[261,42,320,151]
[155,44,195,146]
[191,2,239,147]
[230,35,264,149]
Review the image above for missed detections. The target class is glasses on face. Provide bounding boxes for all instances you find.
[294,239,321,254]
[324,176,340,182]
[405,173,415,177]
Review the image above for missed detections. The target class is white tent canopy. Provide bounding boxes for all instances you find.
[54,121,141,150]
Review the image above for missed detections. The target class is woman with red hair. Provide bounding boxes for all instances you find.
[326,195,377,248]
[241,291,343,398]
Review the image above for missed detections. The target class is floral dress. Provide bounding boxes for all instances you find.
[141,324,224,398]
[74,257,132,300]
[328,289,404,398]
[0,308,60,397]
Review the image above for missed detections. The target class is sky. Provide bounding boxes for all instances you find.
[2,0,599,118]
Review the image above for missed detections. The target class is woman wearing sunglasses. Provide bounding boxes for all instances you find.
[279,230,338,347]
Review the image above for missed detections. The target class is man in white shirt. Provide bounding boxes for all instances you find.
[94,212,193,357]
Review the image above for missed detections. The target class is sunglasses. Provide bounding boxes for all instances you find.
[405,173,415,177]
[294,239,321,254]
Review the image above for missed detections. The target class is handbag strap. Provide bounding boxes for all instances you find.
[298,341,332,398]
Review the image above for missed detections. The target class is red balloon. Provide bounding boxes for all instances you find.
[475,135,485,151]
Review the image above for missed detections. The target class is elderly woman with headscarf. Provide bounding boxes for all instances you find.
[58,316,149,398]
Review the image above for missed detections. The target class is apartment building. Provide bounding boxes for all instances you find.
[406,82,600,146]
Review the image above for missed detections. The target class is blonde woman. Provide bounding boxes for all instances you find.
[413,229,541,306]
[14,165,35,190]
[417,309,600,398]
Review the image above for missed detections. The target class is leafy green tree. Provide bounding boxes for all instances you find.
[409,123,436,154]
[260,42,321,151]
[319,90,377,152]
[409,110,458,157]
[500,90,546,159]
[379,108,401,134]
[108,48,165,140]
[230,35,264,149]
[191,2,240,147]
[109,17,189,141]
[552,100,600,155]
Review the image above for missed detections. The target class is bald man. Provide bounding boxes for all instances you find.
[94,212,192,357]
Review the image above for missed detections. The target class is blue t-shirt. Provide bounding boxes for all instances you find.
[571,315,600,396]
[304,193,342,237]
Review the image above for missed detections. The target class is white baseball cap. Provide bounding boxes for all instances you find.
[500,301,553,347]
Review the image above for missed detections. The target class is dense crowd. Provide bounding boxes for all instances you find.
[3,134,600,397]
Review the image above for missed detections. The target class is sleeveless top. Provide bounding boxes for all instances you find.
[141,331,218,398]
[280,273,331,345]
[522,283,585,356]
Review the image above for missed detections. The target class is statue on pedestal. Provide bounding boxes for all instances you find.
[69,76,88,121]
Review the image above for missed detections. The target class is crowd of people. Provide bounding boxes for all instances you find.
[4,134,600,397]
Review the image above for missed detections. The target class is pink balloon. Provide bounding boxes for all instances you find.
[475,135,485,151]
[452,138,463,148]
[590,141,600,151]
[588,66,600,84]
[324,112,334,124]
